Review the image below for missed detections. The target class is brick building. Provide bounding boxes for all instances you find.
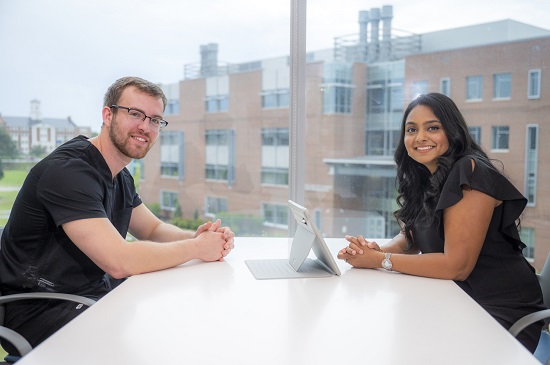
[136,6,550,268]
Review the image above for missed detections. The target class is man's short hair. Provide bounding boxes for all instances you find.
[103,76,168,111]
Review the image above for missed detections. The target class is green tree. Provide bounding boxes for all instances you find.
[30,145,48,158]
[0,126,18,180]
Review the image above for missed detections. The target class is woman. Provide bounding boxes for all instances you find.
[338,92,544,352]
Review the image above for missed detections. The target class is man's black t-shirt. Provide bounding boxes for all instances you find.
[0,135,142,298]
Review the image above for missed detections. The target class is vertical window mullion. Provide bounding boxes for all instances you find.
[288,0,307,235]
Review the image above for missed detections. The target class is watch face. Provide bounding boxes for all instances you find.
[382,258,392,270]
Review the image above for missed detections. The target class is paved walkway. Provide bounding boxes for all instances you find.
[0,187,20,192]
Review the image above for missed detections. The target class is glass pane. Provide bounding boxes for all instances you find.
[1,1,549,269]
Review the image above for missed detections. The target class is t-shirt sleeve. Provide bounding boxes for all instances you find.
[37,159,109,226]
[435,155,527,250]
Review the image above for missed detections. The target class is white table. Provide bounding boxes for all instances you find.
[16,237,539,365]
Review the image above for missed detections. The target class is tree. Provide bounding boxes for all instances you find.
[0,126,18,180]
[30,145,48,158]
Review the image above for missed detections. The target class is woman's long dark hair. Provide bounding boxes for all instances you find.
[394,93,491,246]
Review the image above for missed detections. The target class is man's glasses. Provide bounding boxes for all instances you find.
[110,105,168,131]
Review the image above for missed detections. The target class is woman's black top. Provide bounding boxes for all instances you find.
[410,155,544,352]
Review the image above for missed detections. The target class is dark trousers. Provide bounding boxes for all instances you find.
[1,299,89,356]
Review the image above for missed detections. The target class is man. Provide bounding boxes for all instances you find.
[0,76,235,355]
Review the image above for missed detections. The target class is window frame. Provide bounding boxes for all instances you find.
[491,125,510,151]
[160,190,179,211]
[493,72,512,100]
[524,124,539,207]
[440,77,451,97]
[466,75,483,101]
[528,69,541,99]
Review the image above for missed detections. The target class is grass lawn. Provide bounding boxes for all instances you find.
[0,170,27,187]
[0,170,26,357]
[0,169,27,227]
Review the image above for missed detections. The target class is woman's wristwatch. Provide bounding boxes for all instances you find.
[381,252,393,271]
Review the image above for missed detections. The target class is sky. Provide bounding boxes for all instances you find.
[1,0,549,133]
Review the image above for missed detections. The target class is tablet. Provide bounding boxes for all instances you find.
[245,200,341,280]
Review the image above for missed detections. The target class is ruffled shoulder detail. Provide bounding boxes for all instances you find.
[435,155,527,250]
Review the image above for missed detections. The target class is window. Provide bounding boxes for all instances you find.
[205,95,229,112]
[365,62,404,157]
[262,203,288,228]
[22,0,545,269]
[525,124,538,206]
[205,129,235,184]
[468,126,481,145]
[528,69,541,99]
[466,76,483,100]
[520,227,535,261]
[205,75,229,112]
[165,99,180,115]
[262,59,290,108]
[366,130,400,156]
[160,83,180,116]
[440,78,450,96]
[160,191,178,211]
[322,63,353,114]
[160,131,184,179]
[205,196,228,217]
[493,73,512,99]
[262,128,289,185]
[262,89,289,108]
[491,126,509,150]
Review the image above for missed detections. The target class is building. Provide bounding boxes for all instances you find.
[404,35,550,269]
[137,5,550,268]
[0,99,92,156]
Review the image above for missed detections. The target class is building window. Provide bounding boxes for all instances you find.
[468,126,481,145]
[493,73,512,99]
[520,227,535,261]
[528,69,541,99]
[262,128,289,185]
[491,126,509,150]
[160,83,180,116]
[205,95,229,112]
[466,75,483,101]
[525,124,538,207]
[205,196,228,217]
[161,131,184,179]
[160,190,178,211]
[262,89,289,108]
[365,66,404,158]
[412,80,428,98]
[440,78,450,97]
[205,75,229,112]
[262,203,288,228]
[322,63,353,114]
[262,59,289,108]
[205,129,235,184]
[165,99,180,115]
[323,86,353,114]
[366,130,400,156]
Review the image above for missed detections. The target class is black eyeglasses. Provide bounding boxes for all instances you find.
[110,105,168,131]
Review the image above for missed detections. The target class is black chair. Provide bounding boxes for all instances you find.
[509,256,550,365]
[0,227,96,363]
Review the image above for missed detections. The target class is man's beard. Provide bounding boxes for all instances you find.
[109,115,151,159]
